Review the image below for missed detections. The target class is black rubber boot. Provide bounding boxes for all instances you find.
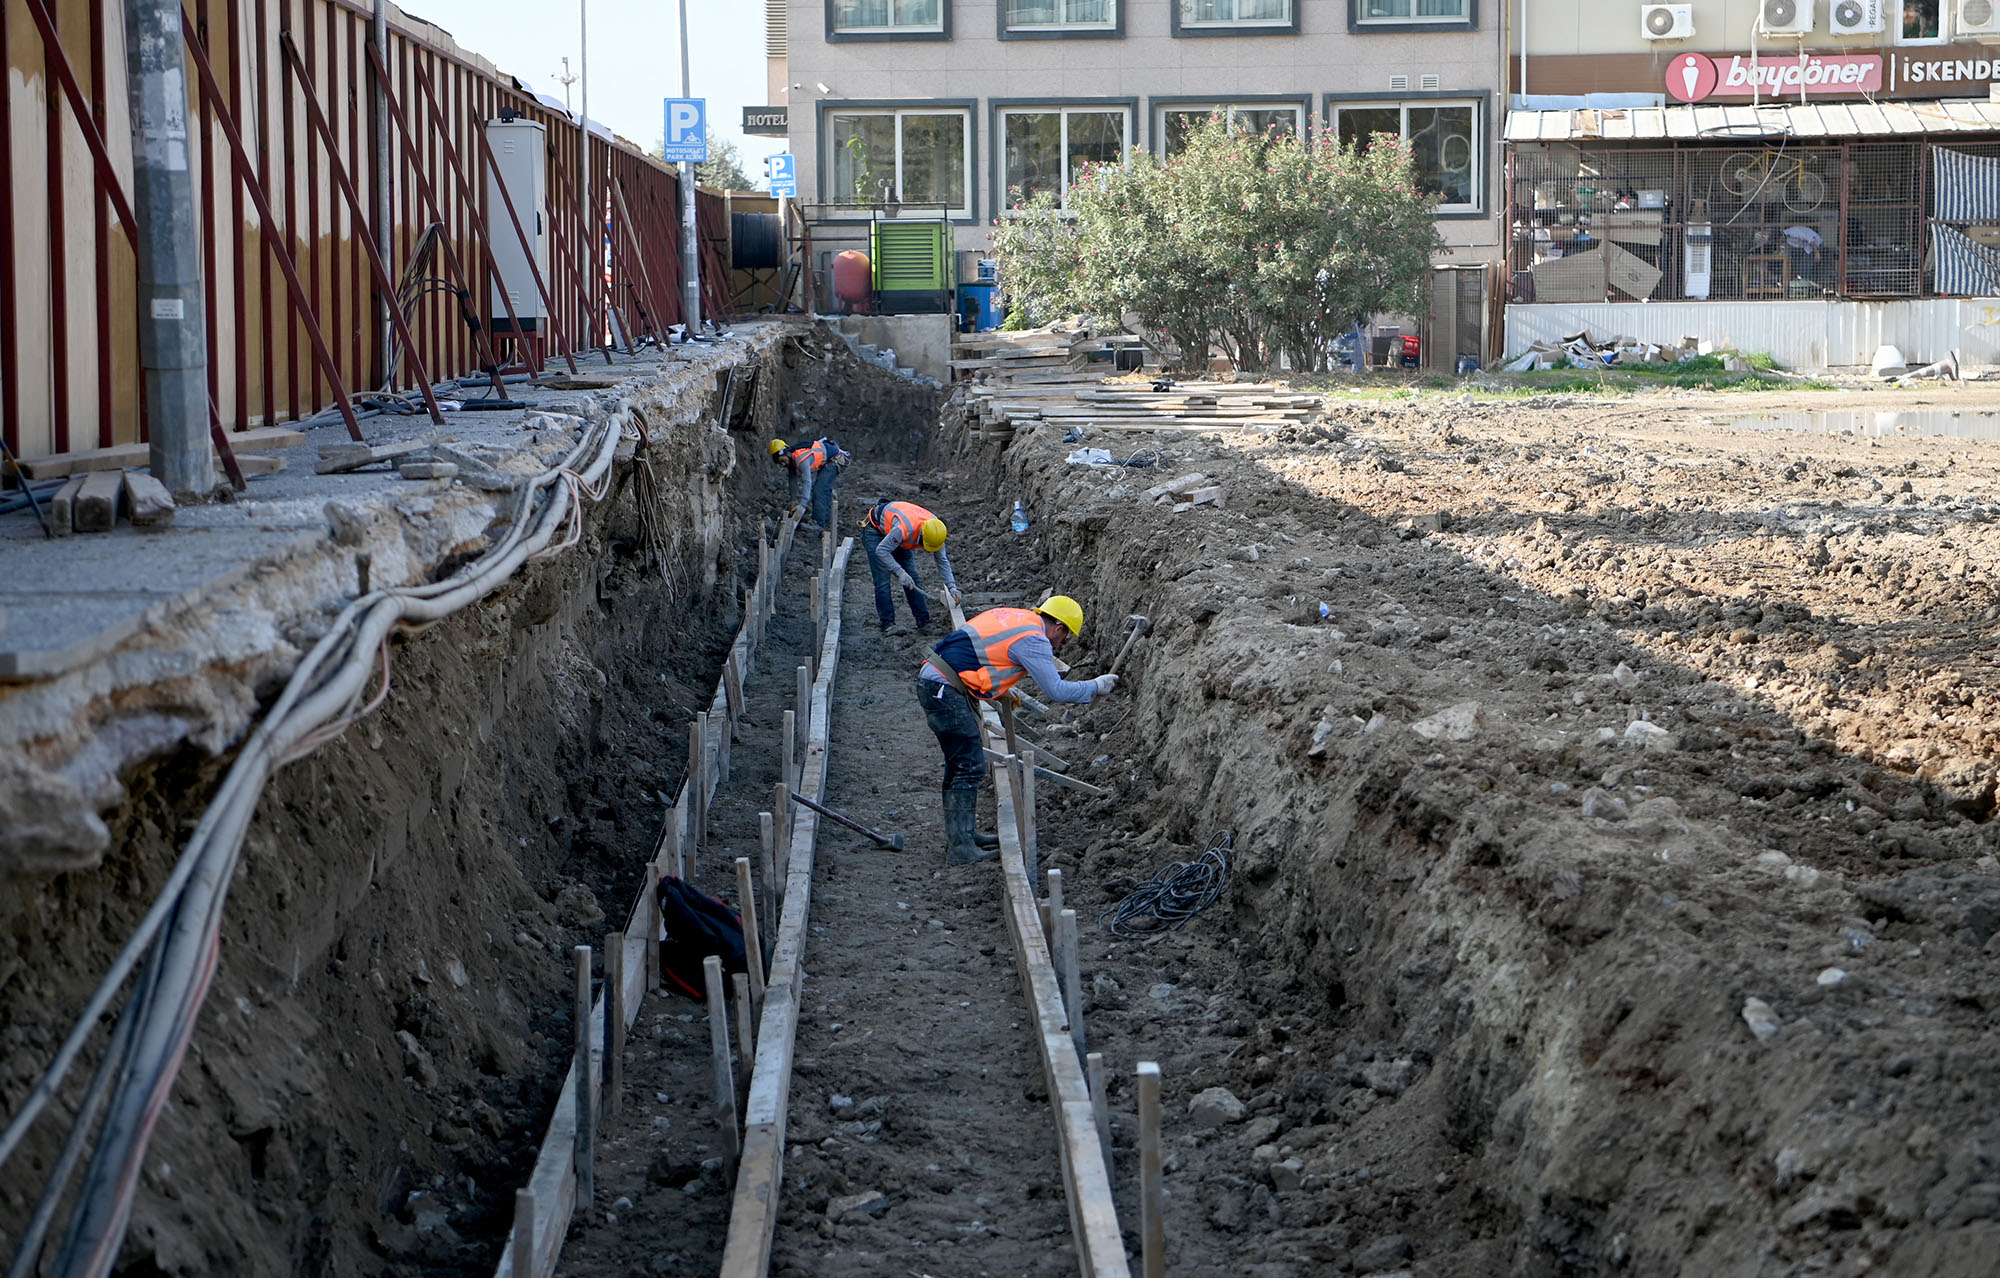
[972,826,1000,850]
[944,788,997,865]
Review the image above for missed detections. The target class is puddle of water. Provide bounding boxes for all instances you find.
[1729,410,2000,440]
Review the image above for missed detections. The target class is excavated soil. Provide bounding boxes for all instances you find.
[15,353,2000,1278]
[0,330,941,1278]
[928,382,2000,1277]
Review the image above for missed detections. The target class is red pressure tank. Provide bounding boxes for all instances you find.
[833,250,873,313]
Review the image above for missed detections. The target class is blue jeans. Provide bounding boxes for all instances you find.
[916,676,986,791]
[865,529,929,628]
[806,465,837,527]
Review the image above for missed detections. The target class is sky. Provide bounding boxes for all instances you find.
[401,0,783,185]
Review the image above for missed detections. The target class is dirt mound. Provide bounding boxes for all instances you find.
[933,384,2000,1275]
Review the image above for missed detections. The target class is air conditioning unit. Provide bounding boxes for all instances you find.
[1829,0,1885,33]
[1960,0,2000,36]
[1640,3,1694,38]
[1759,0,1815,34]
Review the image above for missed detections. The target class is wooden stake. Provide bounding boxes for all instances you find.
[725,653,746,743]
[733,971,756,1070]
[573,946,595,1206]
[703,955,740,1158]
[735,857,767,1009]
[1138,1060,1164,1278]
[606,932,626,1116]
[717,687,734,786]
[1046,868,1065,936]
[1060,908,1084,1062]
[664,806,685,880]
[810,574,824,666]
[1000,697,1023,760]
[645,860,662,991]
[1087,1051,1112,1180]
[512,1188,536,1278]
[781,710,797,806]
[796,665,811,741]
[1020,745,1040,885]
[759,811,778,935]
[771,780,791,873]
[692,712,710,868]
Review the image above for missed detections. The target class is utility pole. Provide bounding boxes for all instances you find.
[679,0,701,331]
[558,56,577,115]
[125,0,212,496]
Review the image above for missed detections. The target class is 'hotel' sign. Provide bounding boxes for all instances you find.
[743,106,789,136]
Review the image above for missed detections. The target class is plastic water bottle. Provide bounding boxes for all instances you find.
[1010,500,1029,534]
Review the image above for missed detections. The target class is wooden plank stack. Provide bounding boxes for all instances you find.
[964,375,1325,439]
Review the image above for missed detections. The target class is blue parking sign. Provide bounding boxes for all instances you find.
[661,98,707,162]
[768,153,797,198]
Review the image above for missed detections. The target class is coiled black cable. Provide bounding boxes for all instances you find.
[1100,831,1232,938]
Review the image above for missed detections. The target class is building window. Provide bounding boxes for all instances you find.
[1178,0,1294,29]
[1003,0,1116,30]
[1000,107,1131,208]
[1334,100,1480,212]
[830,0,945,35]
[828,109,972,217]
[1898,0,1944,42]
[1357,0,1469,22]
[1160,103,1304,155]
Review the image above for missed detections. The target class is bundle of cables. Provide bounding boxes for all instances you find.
[1100,831,1232,939]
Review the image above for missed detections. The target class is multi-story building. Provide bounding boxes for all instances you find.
[1506,1,2000,368]
[766,1,1506,363]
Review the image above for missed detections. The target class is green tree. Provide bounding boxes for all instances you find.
[987,114,1442,372]
[653,130,757,191]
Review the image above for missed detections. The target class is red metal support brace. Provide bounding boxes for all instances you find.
[546,153,616,365]
[612,173,671,344]
[179,10,365,441]
[404,55,558,376]
[279,33,446,425]
[355,38,514,399]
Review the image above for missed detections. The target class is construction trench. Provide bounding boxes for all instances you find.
[6,326,2000,1277]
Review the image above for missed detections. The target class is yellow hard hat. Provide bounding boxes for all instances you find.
[768,439,787,457]
[919,517,948,552]
[1036,594,1084,637]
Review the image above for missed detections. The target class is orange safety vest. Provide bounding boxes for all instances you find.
[868,500,935,550]
[935,607,1045,700]
[790,440,829,472]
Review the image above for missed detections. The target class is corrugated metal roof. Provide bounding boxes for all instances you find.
[1504,98,2000,143]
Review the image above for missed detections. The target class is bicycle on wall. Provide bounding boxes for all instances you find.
[1718,147,1827,212]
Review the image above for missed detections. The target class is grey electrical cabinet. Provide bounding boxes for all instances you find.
[485,118,549,331]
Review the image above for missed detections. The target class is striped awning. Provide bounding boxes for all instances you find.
[1504,98,2000,143]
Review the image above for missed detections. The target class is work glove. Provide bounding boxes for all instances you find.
[943,584,961,605]
[895,570,919,592]
[786,503,802,520]
[1090,673,1120,696]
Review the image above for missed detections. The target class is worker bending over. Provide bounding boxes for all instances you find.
[864,498,958,634]
[769,436,849,531]
[917,596,1117,864]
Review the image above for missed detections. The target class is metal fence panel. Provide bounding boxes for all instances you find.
[0,0,724,462]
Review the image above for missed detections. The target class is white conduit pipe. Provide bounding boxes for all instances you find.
[4,417,623,1278]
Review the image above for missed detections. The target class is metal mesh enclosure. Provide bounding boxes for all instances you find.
[1508,141,1924,304]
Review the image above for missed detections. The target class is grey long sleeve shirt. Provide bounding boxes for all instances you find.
[920,629,1098,704]
[872,536,959,594]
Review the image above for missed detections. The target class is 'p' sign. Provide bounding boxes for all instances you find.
[661,98,708,163]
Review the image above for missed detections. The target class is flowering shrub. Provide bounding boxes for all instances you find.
[988,115,1442,372]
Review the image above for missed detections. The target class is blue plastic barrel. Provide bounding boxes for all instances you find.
[959,283,1002,332]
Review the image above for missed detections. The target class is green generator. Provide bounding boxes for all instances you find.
[869,220,952,314]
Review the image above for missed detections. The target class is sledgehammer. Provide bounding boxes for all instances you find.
[789,790,904,850]
[1106,614,1150,678]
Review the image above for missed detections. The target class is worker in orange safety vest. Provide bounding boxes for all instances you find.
[768,436,849,530]
[863,498,959,634]
[916,596,1116,864]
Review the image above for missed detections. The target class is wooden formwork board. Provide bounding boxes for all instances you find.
[947,599,1131,1278]
[495,512,804,1278]
[718,539,856,1278]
